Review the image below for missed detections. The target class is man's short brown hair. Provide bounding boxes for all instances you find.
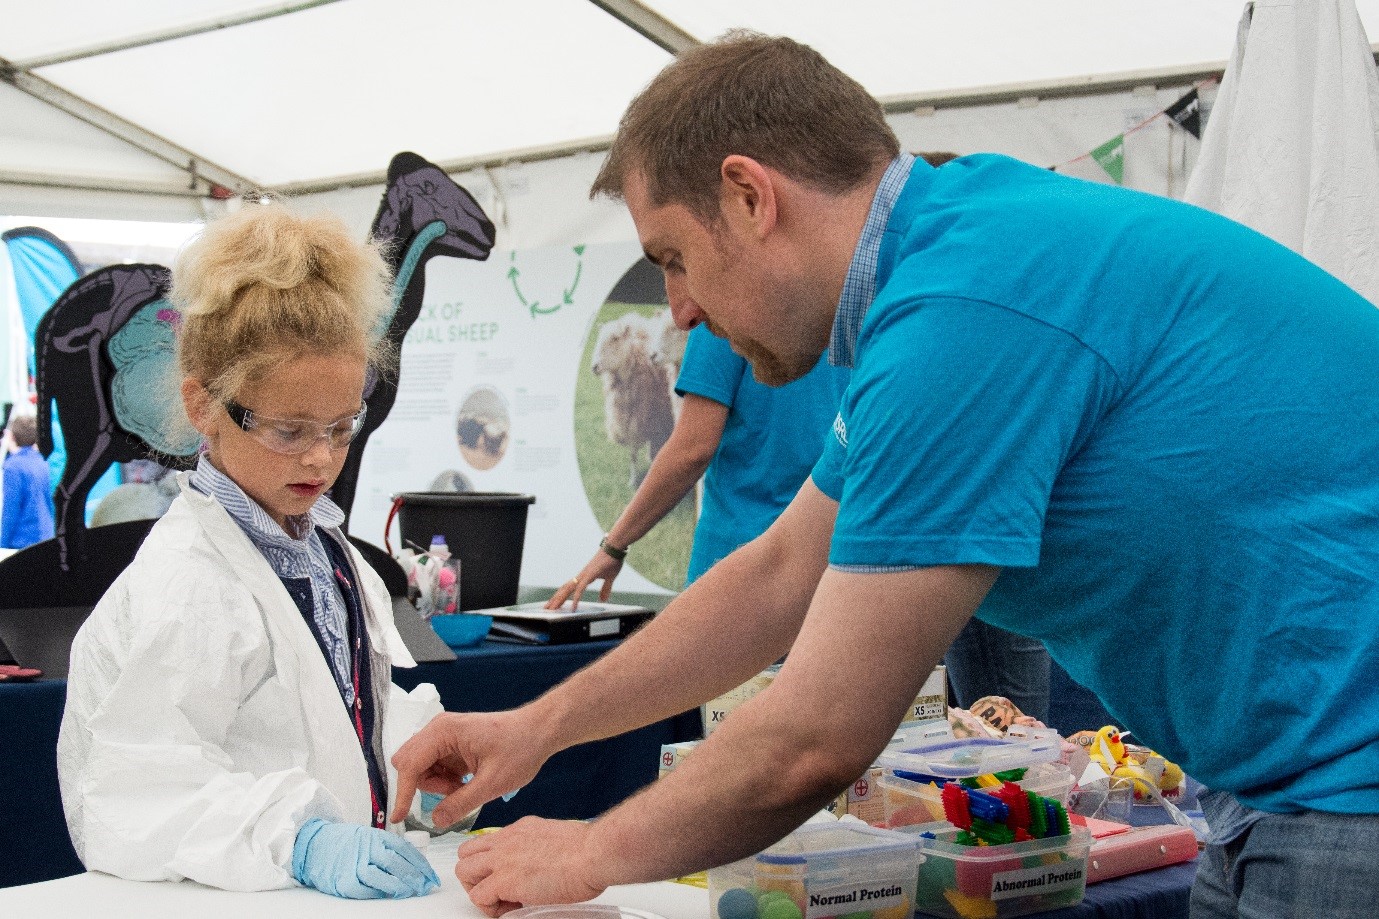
[591,31,899,222]
[8,413,37,448]
[918,151,961,167]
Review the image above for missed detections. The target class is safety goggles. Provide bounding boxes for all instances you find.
[223,400,368,455]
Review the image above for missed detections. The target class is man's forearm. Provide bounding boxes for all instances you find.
[530,483,837,752]
[581,563,998,887]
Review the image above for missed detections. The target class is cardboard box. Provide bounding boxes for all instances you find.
[658,741,698,778]
[846,765,887,825]
[659,738,848,816]
[702,664,948,736]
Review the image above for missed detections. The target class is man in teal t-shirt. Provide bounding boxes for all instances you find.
[811,150,1379,819]
[393,35,1379,917]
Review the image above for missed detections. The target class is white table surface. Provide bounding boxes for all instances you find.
[0,836,709,918]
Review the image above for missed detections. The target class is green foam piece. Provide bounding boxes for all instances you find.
[760,898,803,919]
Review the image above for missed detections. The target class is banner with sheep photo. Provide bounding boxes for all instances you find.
[350,241,694,595]
[576,257,693,591]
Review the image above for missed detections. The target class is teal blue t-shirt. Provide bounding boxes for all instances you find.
[813,154,1379,815]
[677,324,850,583]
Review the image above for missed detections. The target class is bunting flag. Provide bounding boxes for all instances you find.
[1090,135,1126,184]
[1050,83,1211,180]
[1164,88,1202,139]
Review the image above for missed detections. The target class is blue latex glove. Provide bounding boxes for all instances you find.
[292,818,440,899]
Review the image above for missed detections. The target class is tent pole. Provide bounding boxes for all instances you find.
[0,59,256,196]
[8,1,346,71]
[585,0,698,54]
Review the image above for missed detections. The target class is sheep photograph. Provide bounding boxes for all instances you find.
[573,257,695,591]
[455,385,511,470]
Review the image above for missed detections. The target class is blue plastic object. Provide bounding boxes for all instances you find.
[718,886,760,919]
[429,613,493,648]
[965,788,1009,823]
[292,818,440,899]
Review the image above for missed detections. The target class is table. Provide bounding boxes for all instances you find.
[0,837,709,917]
[0,638,700,890]
[3,632,1192,916]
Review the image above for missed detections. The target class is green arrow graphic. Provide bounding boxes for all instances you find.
[508,246,585,318]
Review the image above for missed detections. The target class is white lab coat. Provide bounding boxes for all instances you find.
[57,478,441,891]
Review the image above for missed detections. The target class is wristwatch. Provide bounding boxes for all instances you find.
[599,536,629,561]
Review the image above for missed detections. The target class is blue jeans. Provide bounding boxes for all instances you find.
[943,617,1051,723]
[1191,801,1379,918]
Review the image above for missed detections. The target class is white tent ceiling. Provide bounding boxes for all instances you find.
[3,0,1379,204]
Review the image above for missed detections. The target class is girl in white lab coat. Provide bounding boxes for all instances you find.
[58,203,442,898]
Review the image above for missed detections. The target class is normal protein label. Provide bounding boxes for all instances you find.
[805,875,909,918]
[989,859,1087,901]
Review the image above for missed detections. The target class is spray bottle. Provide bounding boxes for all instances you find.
[429,534,462,616]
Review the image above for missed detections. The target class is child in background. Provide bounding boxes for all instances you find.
[58,203,441,898]
[1,412,55,549]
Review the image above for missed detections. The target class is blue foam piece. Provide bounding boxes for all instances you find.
[718,886,760,919]
[966,788,1009,824]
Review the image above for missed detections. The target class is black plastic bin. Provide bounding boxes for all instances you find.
[393,492,536,611]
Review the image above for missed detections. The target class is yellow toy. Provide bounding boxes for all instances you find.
[943,887,997,919]
[1070,726,1184,800]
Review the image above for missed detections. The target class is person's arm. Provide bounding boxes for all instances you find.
[546,393,729,609]
[452,539,998,913]
[585,563,996,876]
[391,478,835,827]
[61,570,348,890]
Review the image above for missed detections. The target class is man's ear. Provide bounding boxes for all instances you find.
[181,377,215,438]
[719,155,778,240]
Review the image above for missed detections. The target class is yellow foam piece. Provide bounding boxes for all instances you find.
[672,871,708,888]
[943,887,997,919]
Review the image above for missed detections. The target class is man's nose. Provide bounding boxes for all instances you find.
[665,276,706,330]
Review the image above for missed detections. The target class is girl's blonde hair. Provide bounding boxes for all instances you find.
[171,201,394,403]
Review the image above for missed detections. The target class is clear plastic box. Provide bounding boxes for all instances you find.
[880,762,1076,828]
[708,822,922,919]
[899,821,1092,918]
[876,732,1061,780]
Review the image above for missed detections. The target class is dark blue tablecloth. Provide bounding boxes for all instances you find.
[392,639,701,828]
[1,639,700,890]
[0,679,79,888]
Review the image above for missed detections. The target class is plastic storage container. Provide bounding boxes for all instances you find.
[709,822,922,919]
[880,762,1076,828]
[393,492,535,611]
[901,821,1092,918]
[876,732,1062,781]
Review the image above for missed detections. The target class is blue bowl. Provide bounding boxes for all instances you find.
[429,613,493,648]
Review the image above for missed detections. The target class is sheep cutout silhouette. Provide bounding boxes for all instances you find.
[30,151,495,573]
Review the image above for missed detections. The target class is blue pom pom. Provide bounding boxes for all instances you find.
[718,886,760,919]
